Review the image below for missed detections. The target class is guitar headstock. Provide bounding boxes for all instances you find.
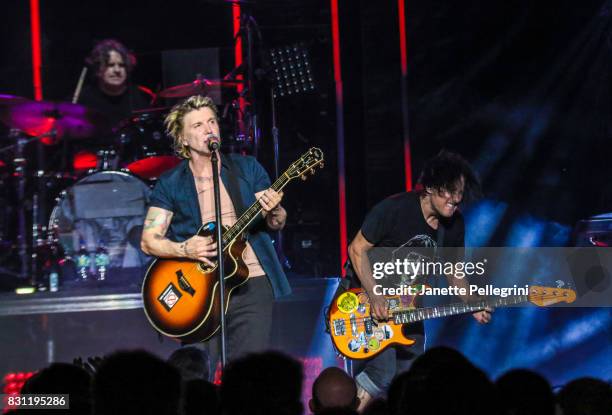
[286,147,324,180]
[528,285,576,307]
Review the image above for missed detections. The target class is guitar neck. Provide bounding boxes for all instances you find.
[221,173,291,247]
[392,294,528,324]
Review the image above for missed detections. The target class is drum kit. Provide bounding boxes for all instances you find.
[0,76,244,290]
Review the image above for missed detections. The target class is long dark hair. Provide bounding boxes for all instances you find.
[85,39,136,78]
[418,150,481,202]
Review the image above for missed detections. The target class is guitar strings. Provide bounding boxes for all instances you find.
[334,293,572,327]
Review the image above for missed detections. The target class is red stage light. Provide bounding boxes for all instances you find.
[30,0,43,101]
[330,0,348,275]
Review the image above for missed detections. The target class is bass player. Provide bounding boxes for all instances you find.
[346,150,493,410]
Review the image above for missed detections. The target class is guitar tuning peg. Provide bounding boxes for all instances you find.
[301,174,307,181]
[310,168,315,174]
[320,162,325,168]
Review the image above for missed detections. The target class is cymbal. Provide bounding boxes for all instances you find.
[0,94,29,105]
[158,78,242,99]
[0,100,111,140]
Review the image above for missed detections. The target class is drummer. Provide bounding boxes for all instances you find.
[72,39,154,171]
[78,39,153,127]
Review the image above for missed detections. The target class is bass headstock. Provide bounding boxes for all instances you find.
[528,285,576,307]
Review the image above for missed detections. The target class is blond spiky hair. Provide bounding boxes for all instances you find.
[164,95,218,159]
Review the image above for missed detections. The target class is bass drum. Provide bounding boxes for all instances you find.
[49,170,151,274]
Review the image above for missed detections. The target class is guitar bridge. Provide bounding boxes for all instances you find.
[176,270,195,296]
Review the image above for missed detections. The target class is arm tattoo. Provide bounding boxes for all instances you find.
[144,211,170,230]
[180,241,189,256]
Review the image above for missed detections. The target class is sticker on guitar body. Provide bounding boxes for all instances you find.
[381,325,394,339]
[337,292,359,314]
[158,283,183,312]
[358,292,369,304]
[368,337,381,351]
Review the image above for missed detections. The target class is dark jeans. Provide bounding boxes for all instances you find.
[353,333,425,398]
[203,276,275,375]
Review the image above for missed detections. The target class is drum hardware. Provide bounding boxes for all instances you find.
[29,168,79,287]
[0,126,71,286]
[96,148,118,171]
[237,8,265,158]
[31,191,44,283]
[6,128,35,282]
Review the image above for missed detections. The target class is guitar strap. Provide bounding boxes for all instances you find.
[436,221,445,249]
[222,154,248,216]
[428,221,446,289]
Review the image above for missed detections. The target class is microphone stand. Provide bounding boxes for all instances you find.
[210,145,228,368]
[270,90,290,269]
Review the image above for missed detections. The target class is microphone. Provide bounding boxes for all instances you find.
[208,137,220,152]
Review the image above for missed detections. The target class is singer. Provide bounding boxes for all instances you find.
[140,95,290,366]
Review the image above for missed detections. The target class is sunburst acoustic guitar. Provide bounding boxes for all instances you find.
[142,147,324,343]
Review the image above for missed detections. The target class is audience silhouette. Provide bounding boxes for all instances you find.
[6,346,608,415]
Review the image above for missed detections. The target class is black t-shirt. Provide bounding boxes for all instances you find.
[353,192,466,333]
[78,83,151,128]
[361,191,465,249]
[351,192,465,287]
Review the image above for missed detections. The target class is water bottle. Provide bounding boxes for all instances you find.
[49,268,59,292]
[95,242,110,281]
[49,243,61,292]
[76,242,90,280]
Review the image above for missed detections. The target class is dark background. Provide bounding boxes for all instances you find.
[1,0,610,386]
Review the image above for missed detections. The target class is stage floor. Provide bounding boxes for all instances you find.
[0,277,342,378]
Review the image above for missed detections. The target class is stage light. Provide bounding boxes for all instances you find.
[2,371,36,412]
[269,44,316,98]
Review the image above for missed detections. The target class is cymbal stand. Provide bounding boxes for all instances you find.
[0,130,57,284]
[32,129,51,286]
[31,182,41,285]
[238,9,263,156]
[10,129,30,281]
